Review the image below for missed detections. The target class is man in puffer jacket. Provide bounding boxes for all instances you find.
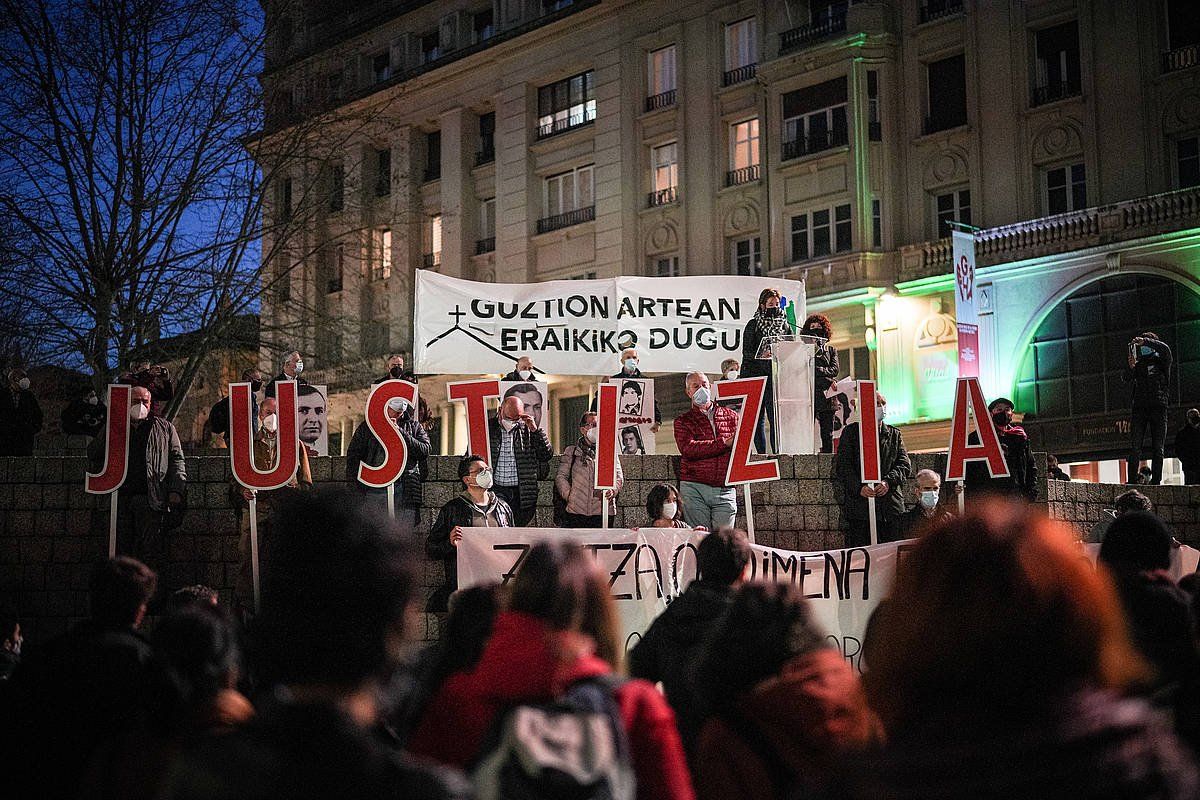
[674,372,740,531]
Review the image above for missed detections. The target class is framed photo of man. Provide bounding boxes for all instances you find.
[298,384,329,456]
[607,377,655,455]
[499,380,550,436]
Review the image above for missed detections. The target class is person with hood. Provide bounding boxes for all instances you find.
[1173,408,1200,485]
[555,411,621,527]
[425,455,514,612]
[345,393,431,530]
[1125,332,1173,485]
[839,501,1198,799]
[408,540,695,800]
[500,355,539,382]
[739,288,794,455]
[691,582,879,800]
[964,396,1038,501]
[0,367,43,456]
[630,528,751,760]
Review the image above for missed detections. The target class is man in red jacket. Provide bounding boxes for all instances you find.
[674,371,739,530]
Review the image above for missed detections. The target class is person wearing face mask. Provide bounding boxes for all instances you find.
[264,350,309,399]
[831,392,911,547]
[207,367,264,445]
[230,397,312,620]
[897,469,954,540]
[716,359,744,414]
[800,314,840,453]
[501,355,540,382]
[965,397,1039,502]
[345,393,432,529]
[554,412,622,528]
[487,395,552,526]
[739,289,795,455]
[1173,408,1200,485]
[591,348,661,432]
[372,353,417,385]
[61,387,107,439]
[1124,332,1174,486]
[88,387,186,572]
[643,483,690,528]
[426,455,515,611]
[675,371,740,530]
[0,368,43,456]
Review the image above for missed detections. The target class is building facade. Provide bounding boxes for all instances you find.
[257,0,1200,469]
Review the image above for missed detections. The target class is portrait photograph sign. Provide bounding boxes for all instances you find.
[608,377,655,455]
[297,383,329,457]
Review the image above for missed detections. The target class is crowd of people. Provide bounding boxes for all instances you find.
[3,491,1200,799]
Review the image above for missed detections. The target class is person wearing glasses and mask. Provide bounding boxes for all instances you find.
[501,355,539,382]
[426,455,514,611]
[555,411,621,528]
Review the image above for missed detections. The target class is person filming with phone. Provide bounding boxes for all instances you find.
[1124,332,1173,485]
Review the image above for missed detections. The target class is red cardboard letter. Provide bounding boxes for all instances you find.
[85,384,131,494]
[945,377,1010,481]
[714,376,780,485]
[447,379,500,464]
[857,381,881,484]
[230,380,299,491]
[594,383,619,491]
[357,380,418,488]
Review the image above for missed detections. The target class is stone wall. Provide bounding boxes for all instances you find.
[3,454,1197,646]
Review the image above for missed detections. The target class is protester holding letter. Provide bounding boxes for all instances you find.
[645,483,690,528]
[739,289,793,455]
[372,353,416,384]
[832,391,911,547]
[1125,331,1173,485]
[426,455,514,612]
[0,367,43,456]
[89,387,186,571]
[500,355,538,382]
[488,395,551,526]
[800,314,840,453]
[207,367,263,444]
[264,350,308,398]
[593,347,660,430]
[346,393,431,529]
[896,469,954,540]
[555,411,621,528]
[630,528,751,762]
[965,397,1038,501]
[675,372,739,531]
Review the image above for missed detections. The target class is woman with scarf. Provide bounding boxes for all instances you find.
[740,288,793,455]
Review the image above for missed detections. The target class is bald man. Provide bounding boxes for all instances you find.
[487,395,552,526]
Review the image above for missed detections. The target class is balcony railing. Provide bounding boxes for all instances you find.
[1032,80,1081,107]
[475,237,496,254]
[779,12,847,55]
[918,0,963,24]
[781,128,848,161]
[725,164,760,187]
[647,187,677,207]
[645,89,677,112]
[422,251,441,269]
[722,63,757,87]
[923,113,967,135]
[536,108,596,139]
[536,205,595,234]
[1162,43,1199,73]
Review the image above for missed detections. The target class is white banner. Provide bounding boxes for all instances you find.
[414,272,806,376]
[610,378,655,455]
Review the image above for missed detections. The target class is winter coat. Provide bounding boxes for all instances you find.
[835,689,1199,800]
[694,648,878,800]
[263,372,308,399]
[674,404,740,488]
[207,394,259,442]
[407,611,696,800]
[964,427,1039,501]
[832,422,912,521]
[896,505,954,541]
[740,311,793,381]
[0,387,43,455]
[89,416,186,512]
[812,342,840,412]
[61,397,106,437]
[1124,337,1173,409]
[425,492,514,610]
[500,370,539,382]
[1174,422,1200,470]
[486,416,552,510]
[629,581,736,758]
[556,439,622,516]
[345,413,431,506]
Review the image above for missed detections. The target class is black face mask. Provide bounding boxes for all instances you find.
[764,307,782,317]
[250,380,263,393]
[992,412,1012,427]
[390,366,404,378]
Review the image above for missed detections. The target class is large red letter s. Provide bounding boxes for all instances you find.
[357,380,418,488]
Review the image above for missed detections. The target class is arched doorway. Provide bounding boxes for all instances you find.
[1013,273,1200,460]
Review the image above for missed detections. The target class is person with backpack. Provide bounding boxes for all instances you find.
[555,411,622,527]
[407,540,695,800]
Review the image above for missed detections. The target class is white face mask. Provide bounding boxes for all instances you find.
[293,361,304,374]
[661,502,678,520]
[518,369,532,380]
[919,490,939,509]
[17,378,30,391]
[624,358,638,371]
[724,370,739,381]
[262,413,278,433]
[585,427,598,444]
[86,395,99,405]
[475,468,494,489]
[691,386,711,406]
[387,398,409,416]
[129,403,149,421]
[499,417,517,431]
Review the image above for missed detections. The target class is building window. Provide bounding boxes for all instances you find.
[537,70,596,138]
[277,178,293,220]
[1176,136,1200,188]
[732,236,762,276]
[420,30,441,64]
[540,165,595,232]
[322,244,344,294]
[424,131,441,182]
[924,53,967,134]
[724,17,757,81]
[791,203,852,260]
[871,198,882,248]
[649,142,678,206]
[1166,0,1200,53]
[328,162,344,213]
[372,228,391,281]
[1033,21,1081,105]
[652,255,680,277]
[781,77,848,160]
[727,118,760,185]
[477,112,495,165]
[371,50,390,83]
[477,198,496,254]
[423,215,442,269]
[867,70,881,140]
[363,320,390,358]
[326,71,344,103]
[374,148,391,197]
[1044,163,1086,214]
[935,189,971,237]
[836,344,872,380]
[569,271,598,280]
[473,8,495,43]
[647,45,677,109]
